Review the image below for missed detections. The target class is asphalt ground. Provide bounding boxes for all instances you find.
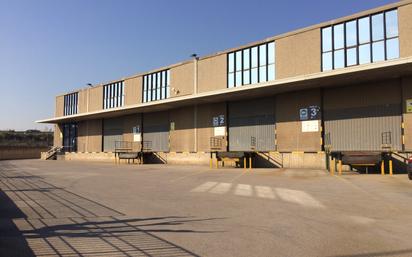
[1,159,412,257]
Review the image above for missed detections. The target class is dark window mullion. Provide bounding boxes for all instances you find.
[160,72,163,100]
[249,47,252,83]
[383,11,387,60]
[356,19,360,65]
[241,50,243,86]
[268,43,270,72]
[257,45,260,82]
[234,52,237,86]
[332,26,335,69]
[344,23,347,68]
[226,54,229,88]
[164,71,166,99]
[369,14,373,62]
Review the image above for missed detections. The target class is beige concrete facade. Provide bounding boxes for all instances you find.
[125,76,142,106]
[198,54,227,93]
[55,95,64,117]
[41,1,412,168]
[170,62,194,97]
[276,89,322,152]
[75,119,103,153]
[399,4,412,58]
[53,124,62,147]
[276,28,321,79]
[88,85,103,112]
[78,89,88,114]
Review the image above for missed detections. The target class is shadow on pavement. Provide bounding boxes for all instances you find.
[0,161,220,256]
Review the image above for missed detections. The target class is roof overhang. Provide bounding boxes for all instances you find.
[37,57,412,124]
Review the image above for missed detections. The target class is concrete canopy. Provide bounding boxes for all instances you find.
[37,57,412,124]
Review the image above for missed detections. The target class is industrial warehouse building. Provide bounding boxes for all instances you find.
[38,1,412,170]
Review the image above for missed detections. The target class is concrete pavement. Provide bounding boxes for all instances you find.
[1,160,412,257]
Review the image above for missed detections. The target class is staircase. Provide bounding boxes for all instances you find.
[45,146,63,160]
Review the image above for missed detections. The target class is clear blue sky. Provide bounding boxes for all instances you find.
[0,0,398,131]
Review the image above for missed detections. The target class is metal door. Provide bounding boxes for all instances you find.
[62,123,77,152]
[324,83,402,152]
[229,97,276,151]
[143,111,169,152]
[103,117,123,152]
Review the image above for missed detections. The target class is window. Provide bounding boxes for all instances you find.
[321,9,399,71]
[63,92,78,116]
[103,81,124,109]
[143,69,170,102]
[227,41,275,88]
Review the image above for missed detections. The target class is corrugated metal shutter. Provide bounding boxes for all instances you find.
[229,97,276,151]
[324,84,402,152]
[143,112,169,152]
[103,118,123,152]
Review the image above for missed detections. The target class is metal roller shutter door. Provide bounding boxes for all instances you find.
[103,118,123,152]
[324,84,402,152]
[143,112,169,152]
[229,97,276,152]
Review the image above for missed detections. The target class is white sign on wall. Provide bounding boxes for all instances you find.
[214,126,226,136]
[302,120,319,132]
[133,134,141,142]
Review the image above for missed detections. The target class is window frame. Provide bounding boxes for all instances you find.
[142,69,170,103]
[63,92,79,116]
[321,8,399,71]
[103,81,124,109]
[227,41,276,88]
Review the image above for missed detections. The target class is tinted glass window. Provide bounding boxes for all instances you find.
[334,49,345,69]
[322,27,332,52]
[243,70,250,85]
[372,13,384,41]
[143,70,170,102]
[372,41,385,62]
[322,52,333,71]
[228,73,235,88]
[227,42,275,88]
[386,10,398,38]
[333,24,344,49]
[322,9,399,71]
[259,44,267,66]
[228,53,234,72]
[251,47,258,68]
[346,20,357,47]
[386,38,399,60]
[346,48,357,66]
[259,66,267,82]
[358,17,370,44]
[235,71,242,87]
[251,68,258,84]
[236,51,242,71]
[243,49,250,69]
[268,64,275,81]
